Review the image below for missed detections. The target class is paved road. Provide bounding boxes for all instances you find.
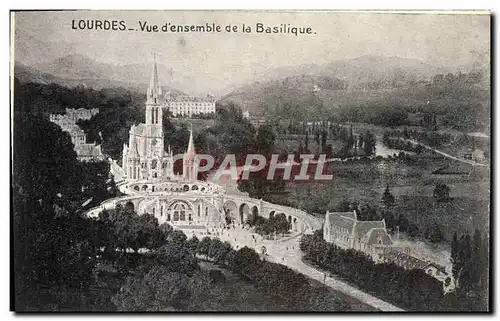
[264,236,405,312]
[197,224,404,312]
[401,138,488,167]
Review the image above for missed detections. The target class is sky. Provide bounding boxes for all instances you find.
[13,10,490,93]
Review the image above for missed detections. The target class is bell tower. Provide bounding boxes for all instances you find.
[146,53,163,128]
[145,54,165,179]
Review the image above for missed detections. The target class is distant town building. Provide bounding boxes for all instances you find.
[65,108,99,122]
[166,94,216,117]
[243,110,250,119]
[49,108,104,162]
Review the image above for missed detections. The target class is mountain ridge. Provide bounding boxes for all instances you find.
[14,60,184,95]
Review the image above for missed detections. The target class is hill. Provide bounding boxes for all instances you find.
[220,74,347,120]
[221,55,490,131]
[221,55,446,118]
[249,55,446,89]
[27,54,196,94]
[14,60,184,95]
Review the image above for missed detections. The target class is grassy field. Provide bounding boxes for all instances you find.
[273,156,489,243]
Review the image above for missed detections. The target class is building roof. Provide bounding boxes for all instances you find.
[422,262,448,275]
[362,227,393,246]
[168,95,216,103]
[75,143,103,157]
[383,249,430,270]
[147,55,162,104]
[353,221,386,240]
[185,127,196,160]
[325,212,356,232]
[131,123,147,136]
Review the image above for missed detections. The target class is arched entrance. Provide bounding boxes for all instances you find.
[223,200,238,225]
[251,206,259,217]
[239,203,250,224]
[167,200,193,224]
[125,201,135,212]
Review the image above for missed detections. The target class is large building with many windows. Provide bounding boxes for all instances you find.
[167,94,216,117]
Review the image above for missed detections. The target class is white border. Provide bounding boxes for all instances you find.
[3,1,497,320]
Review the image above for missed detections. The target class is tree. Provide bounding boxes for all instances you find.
[433,183,451,202]
[155,242,198,275]
[425,224,444,243]
[336,199,351,212]
[358,134,364,149]
[168,230,188,247]
[136,213,163,250]
[458,233,473,292]
[197,237,211,259]
[451,232,460,287]
[13,109,97,309]
[186,236,199,253]
[381,185,395,207]
[269,213,291,236]
[314,130,320,146]
[347,126,355,150]
[323,144,333,159]
[321,130,327,151]
[256,125,276,155]
[229,247,261,276]
[406,223,420,238]
[363,130,376,156]
[99,206,141,253]
[112,266,192,311]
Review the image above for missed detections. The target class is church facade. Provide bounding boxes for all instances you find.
[121,57,197,182]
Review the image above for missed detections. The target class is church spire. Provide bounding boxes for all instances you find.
[186,124,195,157]
[147,53,162,104]
[183,124,197,182]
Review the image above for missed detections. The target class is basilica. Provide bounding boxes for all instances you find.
[121,57,197,182]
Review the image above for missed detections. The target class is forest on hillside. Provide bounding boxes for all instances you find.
[337,71,489,131]
[221,70,489,132]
